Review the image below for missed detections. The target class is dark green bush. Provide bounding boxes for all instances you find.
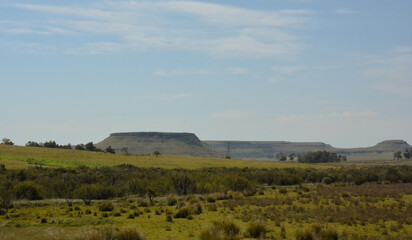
[98,202,114,212]
[295,228,314,240]
[246,221,266,238]
[13,182,42,200]
[174,207,190,218]
[322,177,333,185]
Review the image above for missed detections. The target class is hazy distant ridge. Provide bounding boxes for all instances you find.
[204,140,411,160]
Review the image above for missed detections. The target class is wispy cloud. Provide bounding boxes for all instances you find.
[135,94,192,100]
[361,47,412,96]
[8,1,313,58]
[329,111,377,117]
[335,9,357,15]
[269,64,340,83]
[227,67,248,75]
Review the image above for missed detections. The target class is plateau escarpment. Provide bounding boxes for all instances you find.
[95,132,223,158]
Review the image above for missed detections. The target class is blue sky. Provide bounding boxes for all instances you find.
[1,0,411,148]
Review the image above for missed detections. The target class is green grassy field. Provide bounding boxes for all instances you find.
[0,145,324,170]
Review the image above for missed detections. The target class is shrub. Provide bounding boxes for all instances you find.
[98,202,114,212]
[174,207,190,218]
[247,221,266,238]
[322,177,333,185]
[0,190,14,211]
[206,204,218,212]
[167,196,177,206]
[319,228,338,240]
[41,218,47,224]
[193,204,202,214]
[279,188,287,194]
[13,182,42,200]
[295,228,314,240]
[206,195,216,203]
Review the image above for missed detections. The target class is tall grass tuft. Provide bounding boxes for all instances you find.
[246,220,266,238]
[75,227,144,240]
[200,219,240,240]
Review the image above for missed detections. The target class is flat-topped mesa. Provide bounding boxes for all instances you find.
[110,132,202,146]
[96,132,222,157]
[373,140,411,150]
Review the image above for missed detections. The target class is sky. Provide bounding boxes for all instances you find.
[1,0,411,148]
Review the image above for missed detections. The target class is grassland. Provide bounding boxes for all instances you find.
[0,145,324,170]
[1,183,411,239]
[2,145,412,239]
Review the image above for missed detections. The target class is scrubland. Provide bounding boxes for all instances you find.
[1,145,412,239]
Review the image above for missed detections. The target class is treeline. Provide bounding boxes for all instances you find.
[1,165,412,205]
[26,140,72,149]
[25,140,116,154]
[297,151,347,163]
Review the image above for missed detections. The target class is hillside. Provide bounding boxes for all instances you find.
[204,140,412,160]
[95,132,223,158]
[0,145,321,170]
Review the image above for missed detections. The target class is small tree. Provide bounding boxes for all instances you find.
[393,151,402,160]
[0,190,14,213]
[74,184,97,205]
[85,142,97,151]
[26,141,41,147]
[279,155,287,161]
[153,151,161,157]
[106,145,116,154]
[404,149,411,160]
[146,187,156,204]
[121,147,130,156]
[75,144,85,150]
[43,140,58,148]
[288,153,295,161]
[1,138,14,145]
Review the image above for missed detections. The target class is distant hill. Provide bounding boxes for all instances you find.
[96,132,223,158]
[204,140,412,160]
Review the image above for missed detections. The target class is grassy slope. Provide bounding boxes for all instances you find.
[0,145,321,169]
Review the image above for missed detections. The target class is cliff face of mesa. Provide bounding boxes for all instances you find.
[95,132,223,158]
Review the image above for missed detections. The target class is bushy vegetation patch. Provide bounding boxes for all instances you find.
[1,165,412,203]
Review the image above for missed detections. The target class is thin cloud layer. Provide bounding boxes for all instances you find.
[329,111,377,117]
[7,1,312,57]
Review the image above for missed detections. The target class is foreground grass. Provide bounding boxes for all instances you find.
[0,145,323,169]
[1,183,411,239]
